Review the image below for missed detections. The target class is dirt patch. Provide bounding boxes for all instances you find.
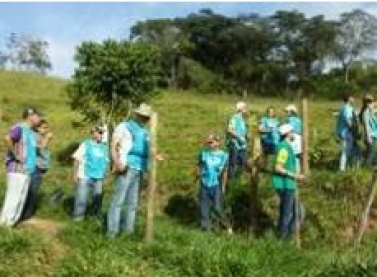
[19,217,64,237]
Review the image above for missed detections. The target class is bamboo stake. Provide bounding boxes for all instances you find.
[301,98,310,174]
[356,172,377,246]
[145,112,158,243]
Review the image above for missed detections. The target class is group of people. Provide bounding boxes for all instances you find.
[4,94,370,241]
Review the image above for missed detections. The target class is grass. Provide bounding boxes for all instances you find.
[0,70,377,276]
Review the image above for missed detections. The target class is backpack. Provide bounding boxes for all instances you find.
[351,111,363,141]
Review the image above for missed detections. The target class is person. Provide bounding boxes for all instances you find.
[22,118,53,220]
[1,107,41,225]
[107,103,162,238]
[271,123,305,239]
[72,126,109,220]
[226,101,249,183]
[336,93,357,171]
[359,94,377,167]
[259,107,280,169]
[284,104,302,171]
[196,134,229,231]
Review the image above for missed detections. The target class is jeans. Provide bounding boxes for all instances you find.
[21,169,42,220]
[107,168,141,236]
[73,178,104,219]
[365,139,377,168]
[276,189,303,239]
[339,132,356,171]
[200,185,222,231]
[228,147,247,182]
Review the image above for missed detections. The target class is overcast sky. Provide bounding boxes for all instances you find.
[0,2,375,79]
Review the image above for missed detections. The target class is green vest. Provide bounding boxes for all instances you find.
[271,140,297,190]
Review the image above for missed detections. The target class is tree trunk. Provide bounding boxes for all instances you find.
[145,112,158,243]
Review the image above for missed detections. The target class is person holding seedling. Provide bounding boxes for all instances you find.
[22,118,53,220]
[196,134,230,232]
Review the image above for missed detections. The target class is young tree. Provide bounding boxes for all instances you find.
[68,39,161,124]
[334,9,377,83]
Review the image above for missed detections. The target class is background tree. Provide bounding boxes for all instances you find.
[334,9,377,83]
[68,39,161,124]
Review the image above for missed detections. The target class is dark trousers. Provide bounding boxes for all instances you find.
[22,169,43,220]
[200,185,222,231]
[276,189,297,239]
[228,147,247,182]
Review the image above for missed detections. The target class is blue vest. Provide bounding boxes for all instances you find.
[364,109,377,139]
[336,104,353,139]
[227,113,248,149]
[286,115,302,135]
[21,124,37,174]
[199,149,228,187]
[124,120,150,172]
[84,139,109,179]
[260,116,280,146]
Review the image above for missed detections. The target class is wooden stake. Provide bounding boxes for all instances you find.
[145,112,158,243]
[356,172,377,246]
[301,98,310,174]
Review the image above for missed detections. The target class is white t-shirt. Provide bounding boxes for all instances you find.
[113,123,133,166]
[72,142,86,179]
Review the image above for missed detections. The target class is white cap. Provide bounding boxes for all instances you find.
[285,104,298,113]
[279,124,293,135]
[236,101,247,111]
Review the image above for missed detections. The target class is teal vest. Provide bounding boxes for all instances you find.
[125,120,150,172]
[199,149,228,187]
[21,124,37,174]
[84,139,109,179]
[286,115,302,135]
[227,113,248,149]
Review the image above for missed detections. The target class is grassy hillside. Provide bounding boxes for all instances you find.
[0,70,376,276]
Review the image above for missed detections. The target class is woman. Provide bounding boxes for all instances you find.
[359,94,377,167]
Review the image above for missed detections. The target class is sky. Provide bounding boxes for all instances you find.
[0,2,376,79]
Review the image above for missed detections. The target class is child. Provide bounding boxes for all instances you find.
[72,126,109,220]
[196,134,229,232]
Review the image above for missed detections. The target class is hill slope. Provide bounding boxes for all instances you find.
[0,71,376,276]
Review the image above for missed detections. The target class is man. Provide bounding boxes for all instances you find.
[271,123,305,239]
[72,126,109,220]
[22,118,53,220]
[336,94,357,171]
[284,104,302,171]
[196,134,228,231]
[107,103,159,238]
[259,106,280,157]
[1,107,41,225]
[226,101,249,183]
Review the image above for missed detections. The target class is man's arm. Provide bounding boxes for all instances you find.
[112,125,132,173]
[274,149,304,180]
[5,126,22,162]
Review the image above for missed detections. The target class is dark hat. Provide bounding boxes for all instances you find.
[22,107,40,119]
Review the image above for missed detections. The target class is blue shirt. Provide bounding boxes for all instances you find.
[199,149,228,187]
[83,139,109,179]
[363,108,377,139]
[336,103,353,139]
[125,120,150,172]
[260,116,280,147]
[227,113,248,149]
[286,115,302,135]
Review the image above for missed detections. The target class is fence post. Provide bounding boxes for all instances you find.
[145,112,158,243]
[302,98,310,174]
